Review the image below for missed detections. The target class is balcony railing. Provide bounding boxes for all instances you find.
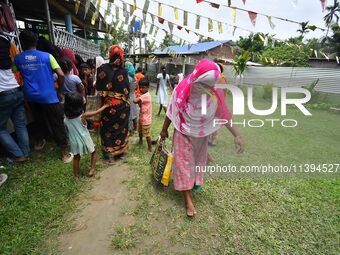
[53,27,100,60]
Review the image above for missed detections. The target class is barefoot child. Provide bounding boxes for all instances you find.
[134,78,152,152]
[64,93,109,177]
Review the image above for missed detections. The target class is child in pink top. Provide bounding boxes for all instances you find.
[134,78,152,151]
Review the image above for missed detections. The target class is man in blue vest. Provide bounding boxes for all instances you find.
[14,30,73,163]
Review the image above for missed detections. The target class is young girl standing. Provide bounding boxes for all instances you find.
[64,93,109,177]
[59,57,84,102]
[160,59,245,217]
[156,65,172,116]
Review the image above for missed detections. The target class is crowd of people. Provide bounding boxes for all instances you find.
[0,29,244,217]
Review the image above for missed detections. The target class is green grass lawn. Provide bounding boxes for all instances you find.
[0,143,98,255]
[0,88,339,255]
[112,89,340,254]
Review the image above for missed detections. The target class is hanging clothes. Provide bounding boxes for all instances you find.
[0,1,17,33]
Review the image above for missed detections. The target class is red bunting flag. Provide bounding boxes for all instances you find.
[196,0,204,3]
[320,0,327,12]
[177,25,183,30]
[248,11,257,27]
[242,0,246,5]
[158,17,165,24]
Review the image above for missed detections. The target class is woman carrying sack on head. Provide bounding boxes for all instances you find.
[159,59,245,217]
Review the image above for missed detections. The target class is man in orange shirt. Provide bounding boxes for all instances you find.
[135,67,144,97]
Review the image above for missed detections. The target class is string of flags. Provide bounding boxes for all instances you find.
[196,0,326,31]
[67,0,333,61]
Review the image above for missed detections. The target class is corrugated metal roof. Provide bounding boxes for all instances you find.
[224,66,340,94]
[153,40,231,55]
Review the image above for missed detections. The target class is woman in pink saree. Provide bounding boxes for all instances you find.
[160,59,245,217]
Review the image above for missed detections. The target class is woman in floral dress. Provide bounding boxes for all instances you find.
[96,45,130,163]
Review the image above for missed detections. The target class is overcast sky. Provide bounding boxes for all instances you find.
[101,0,329,45]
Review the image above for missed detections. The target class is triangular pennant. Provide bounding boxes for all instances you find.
[267,16,275,30]
[123,3,127,16]
[133,0,137,12]
[84,0,91,19]
[218,22,223,34]
[195,15,200,29]
[232,26,237,36]
[158,3,162,17]
[168,22,174,34]
[320,0,327,12]
[131,16,136,28]
[158,17,165,24]
[183,11,188,26]
[196,0,204,3]
[185,28,190,34]
[177,25,183,30]
[228,0,231,6]
[150,13,154,23]
[208,18,213,32]
[75,0,80,15]
[129,4,134,15]
[99,18,102,30]
[149,24,154,34]
[154,27,159,37]
[143,0,150,14]
[248,11,257,27]
[308,25,317,31]
[174,7,179,20]
[115,6,119,18]
[232,8,236,23]
[91,12,96,25]
[242,0,246,5]
[210,3,220,8]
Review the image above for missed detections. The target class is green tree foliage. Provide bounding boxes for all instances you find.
[100,28,132,57]
[261,44,310,67]
[160,33,180,49]
[233,51,250,80]
[297,21,311,37]
[321,23,340,57]
[198,37,214,43]
[236,33,274,62]
[324,0,340,28]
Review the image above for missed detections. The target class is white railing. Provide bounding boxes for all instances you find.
[53,27,100,60]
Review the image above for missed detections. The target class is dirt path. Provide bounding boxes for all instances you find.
[59,163,132,255]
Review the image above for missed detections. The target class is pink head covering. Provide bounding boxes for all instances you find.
[60,48,78,75]
[167,59,232,137]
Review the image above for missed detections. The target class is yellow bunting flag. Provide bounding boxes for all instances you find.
[208,18,213,32]
[218,21,223,34]
[232,8,236,23]
[174,7,179,20]
[267,16,275,30]
[91,12,96,25]
[75,0,80,15]
[158,3,162,17]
